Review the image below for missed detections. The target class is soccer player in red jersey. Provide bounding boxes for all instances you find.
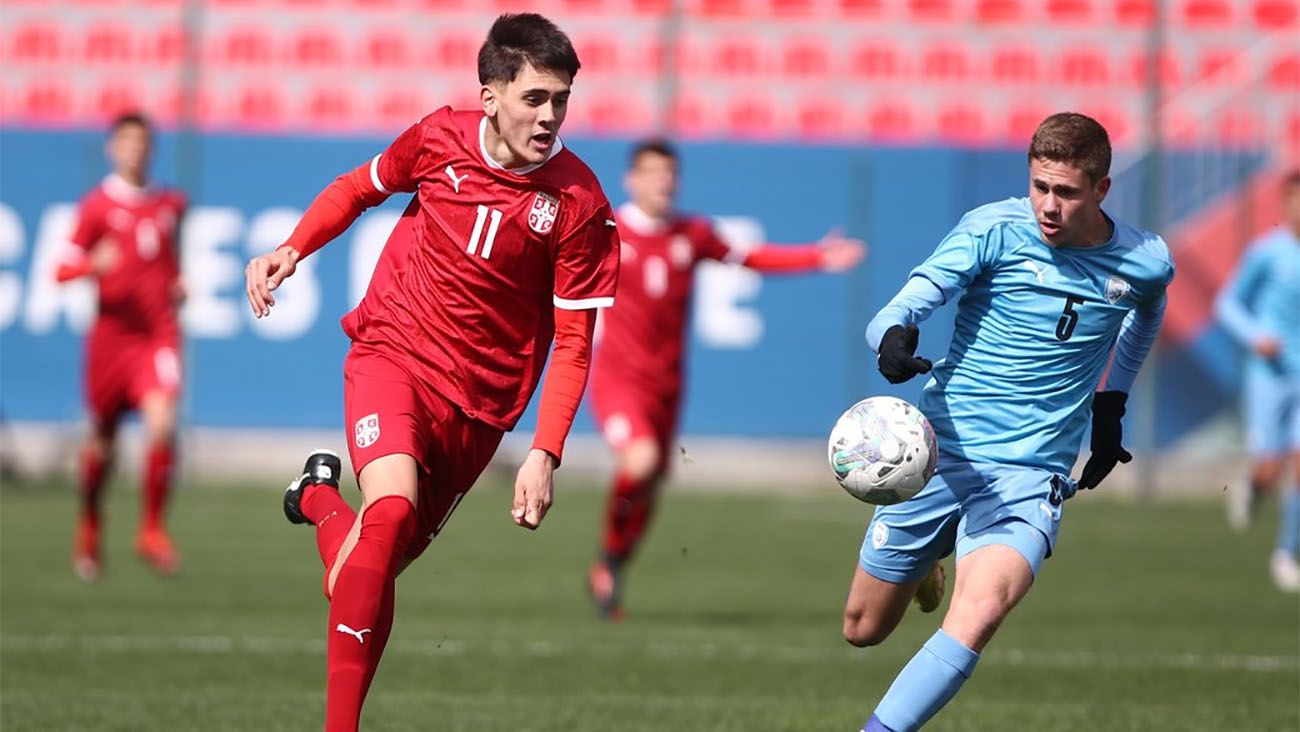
[55,112,187,580]
[586,139,864,619]
[243,15,618,731]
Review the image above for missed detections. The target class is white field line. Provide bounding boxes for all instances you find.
[2,634,1295,674]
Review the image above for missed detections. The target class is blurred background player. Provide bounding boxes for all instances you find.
[243,14,618,732]
[586,139,865,619]
[847,113,1174,732]
[1215,170,1300,592]
[54,112,187,580]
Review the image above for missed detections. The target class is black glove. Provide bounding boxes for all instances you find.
[1078,391,1133,490]
[877,325,933,384]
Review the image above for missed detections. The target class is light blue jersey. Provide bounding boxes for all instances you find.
[1216,226,1300,378]
[903,197,1174,475]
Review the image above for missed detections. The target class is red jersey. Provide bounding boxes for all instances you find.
[342,108,620,430]
[592,203,740,396]
[68,175,186,340]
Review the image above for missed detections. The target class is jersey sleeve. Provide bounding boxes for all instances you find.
[692,220,742,264]
[371,111,444,195]
[910,225,1001,302]
[1215,243,1269,345]
[553,200,620,310]
[68,194,107,252]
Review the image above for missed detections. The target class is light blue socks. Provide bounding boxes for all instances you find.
[866,629,980,732]
[1278,487,1300,558]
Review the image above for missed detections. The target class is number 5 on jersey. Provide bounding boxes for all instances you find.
[467,205,503,260]
[1056,295,1084,341]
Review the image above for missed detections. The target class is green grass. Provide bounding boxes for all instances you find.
[2,474,1297,731]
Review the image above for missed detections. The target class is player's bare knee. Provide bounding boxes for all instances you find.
[620,440,662,484]
[944,596,1012,648]
[140,394,177,447]
[842,609,893,647]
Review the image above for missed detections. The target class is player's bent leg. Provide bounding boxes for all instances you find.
[592,436,666,619]
[864,528,1043,732]
[134,391,180,575]
[284,449,359,598]
[843,565,921,647]
[73,423,116,581]
[1271,452,1300,592]
[323,453,418,732]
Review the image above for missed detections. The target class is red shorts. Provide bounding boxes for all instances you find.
[85,330,182,425]
[589,375,680,453]
[343,345,503,560]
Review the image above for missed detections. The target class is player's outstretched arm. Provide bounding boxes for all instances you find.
[55,241,119,283]
[512,306,598,530]
[244,161,391,317]
[1214,254,1279,359]
[741,228,866,274]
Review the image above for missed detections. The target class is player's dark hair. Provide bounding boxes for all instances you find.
[109,111,151,136]
[1028,112,1111,183]
[629,138,678,168]
[1282,169,1300,191]
[478,14,580,86]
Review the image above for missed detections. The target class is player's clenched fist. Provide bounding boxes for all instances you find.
[511,448,557,530]
[877,324,933,384]
[245,246,300,318]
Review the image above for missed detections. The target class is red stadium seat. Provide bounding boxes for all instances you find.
[631,0,673,14]
[232,84,286,129]
[1181,0,1232,26]
[909,0,956,22]
[561,0,609,15]
[866,100,920,141]
[920,43,971,82]
[1079,104,1131,143]
[976,0,1026,23]
[158,84,216,127]
[935,105,988,144]
[362,28,411,69]
[1004,104,1051,142]
[374,87,428,130]
[11,21,66,64]
[782,37,832,78]
[88,80,144,121]
[145,25,189,66]
[713,36,765,76]
[725,95,780,138]
[667,94,713,136]
[795,98,849,139]
[1059,47,1110,85]
[1214,110,1264,146]
[305,86,356,129]
[1253,0,1299,29]
[1046,0,1094,24]
[574,35,620,75]
[694,0,747,16]
[1114,0,1155,25]
[838,0,885,17]
[990,45,1041,84]
[769,0,817,17]
[83,23,135,65]
[1128,49,1181,86]
[21,79,74,123]
[288,27,344,68]
[417,0,466,9]
[850,40,904,80]
[213,27,274,67]
[1269,52,1300,89]
[431,32,477,71]
[1197,48,1247,85]
[587,94,652,134]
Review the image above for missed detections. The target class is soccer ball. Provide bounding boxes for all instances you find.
[828,396,938,505]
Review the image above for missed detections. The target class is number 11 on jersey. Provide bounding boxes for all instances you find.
[467,205,503,260]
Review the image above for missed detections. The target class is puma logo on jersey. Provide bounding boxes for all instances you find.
[444,165,469,193]
[335,624,372,644]
[1021,260,1047,285]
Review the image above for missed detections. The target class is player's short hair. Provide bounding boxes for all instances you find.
[478,14,580,86]
[1282,169,1300,192]
[1028,112,1111,183]
[109,111,151,135]
[628,138,677,168]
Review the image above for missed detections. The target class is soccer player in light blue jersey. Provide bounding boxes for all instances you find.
[1215,171,1300,592]
[844,113,1175,732]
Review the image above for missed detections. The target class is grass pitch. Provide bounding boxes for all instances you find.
[2,473,1297,731]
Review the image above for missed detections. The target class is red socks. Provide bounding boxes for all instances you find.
[602,470,660,562]
[302,484,359,598]
[324,495,415,732]
[79,447,108,529]
[141,444,173,533]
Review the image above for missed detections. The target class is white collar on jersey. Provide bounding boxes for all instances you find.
[478,116,564,175]
[102,174,153,205]
[616,202,672,236]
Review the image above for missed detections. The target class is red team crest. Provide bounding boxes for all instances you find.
[529,192,559,234]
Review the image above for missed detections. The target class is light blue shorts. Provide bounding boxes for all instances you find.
[858,456,1074,584]
[1245,365,1300,457]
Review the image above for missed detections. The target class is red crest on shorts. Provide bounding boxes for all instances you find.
[528,192,559,235]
